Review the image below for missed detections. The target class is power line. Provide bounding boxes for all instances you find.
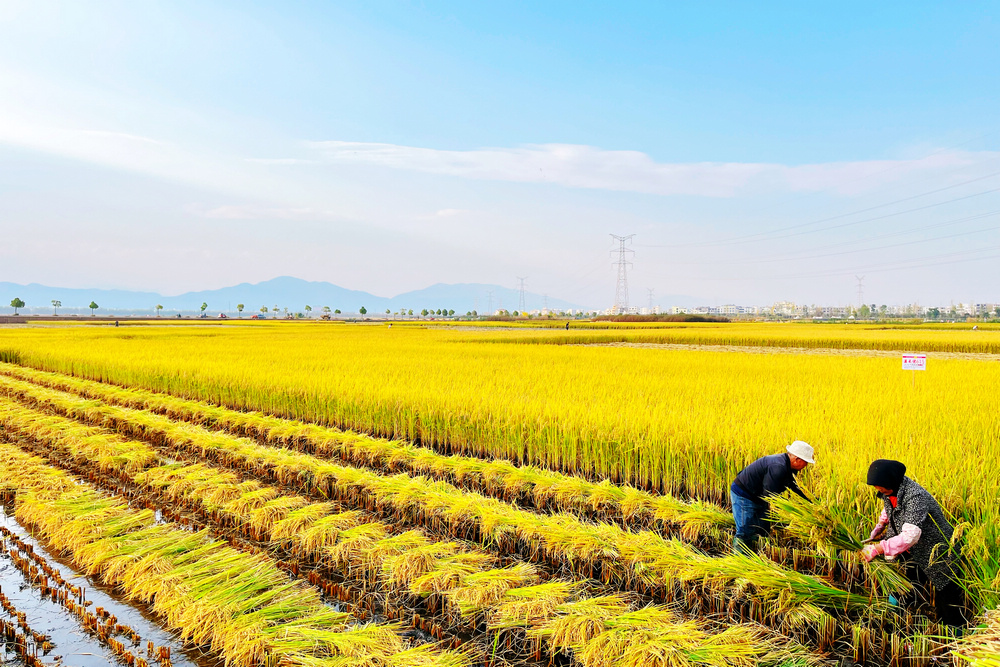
[658,210,1000,267]
[638,171,1000,251]
[672,131,1000,229]
[610,234,634,314]
[709,167,1000,247]
[694,243,1000,282]
[733,186,1000,246]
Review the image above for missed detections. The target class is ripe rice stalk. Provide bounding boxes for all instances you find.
[489,581,590,632]
[445,563,539,616]
[270,623,403,659]
[954,608,1000,666]
[270,502,336,541]
[769,494,913,598]
[410,553,496,595]
[224,487,281,516]
[324,523,390,569]
[248,496,310,535]
[574,609,737,667]
[293,511,366,554]
[355,530,429,578]
[384,644,473,667]
[382,541,461,588]
[206,479,265,508]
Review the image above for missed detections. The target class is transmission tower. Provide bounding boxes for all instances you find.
[647,288,654,314]
[486,290,494,315]
[610,234,635,314]
[855,275,865,308]
[517,277,528,313]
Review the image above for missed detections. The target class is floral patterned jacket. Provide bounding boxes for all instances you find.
[872,476,960,589]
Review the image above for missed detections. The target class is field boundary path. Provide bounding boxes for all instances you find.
[588,341,1000,361]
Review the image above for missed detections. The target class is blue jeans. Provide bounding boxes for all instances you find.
[730,487,769,552]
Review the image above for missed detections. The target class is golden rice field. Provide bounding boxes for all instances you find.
[0,319,998,666]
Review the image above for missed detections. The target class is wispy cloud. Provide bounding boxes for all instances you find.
[298,141,995,198]
[244,157,317,165]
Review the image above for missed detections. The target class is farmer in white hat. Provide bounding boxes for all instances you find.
[730,440,814,552]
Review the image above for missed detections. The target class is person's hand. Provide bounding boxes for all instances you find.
[869,524,886,541]
[861,543,883,563]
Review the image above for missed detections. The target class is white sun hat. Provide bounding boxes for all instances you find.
[786,440,815,464]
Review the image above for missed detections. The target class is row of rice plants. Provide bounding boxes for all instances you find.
[0,366,916,595]
[1,379,974,666]
[0,389,880,636]
[0,441,468,667]
[0,363,735,543]
[130,464,825,667]
[0,323,996,534]
[0,405,827,667]
[469,321,1000,354]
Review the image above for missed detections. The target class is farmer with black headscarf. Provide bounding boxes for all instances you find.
[861,459,967,627]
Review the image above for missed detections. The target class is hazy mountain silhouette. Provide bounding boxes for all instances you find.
[0,277,610,314]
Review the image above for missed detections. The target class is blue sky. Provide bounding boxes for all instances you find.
[1,1,998,307]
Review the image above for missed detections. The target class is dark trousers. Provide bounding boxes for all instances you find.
[730,489,769,552]
[933,579,969,628]
[897,556,969,627]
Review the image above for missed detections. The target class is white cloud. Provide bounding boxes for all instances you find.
[302,140,996,198]
[244,157,317,165]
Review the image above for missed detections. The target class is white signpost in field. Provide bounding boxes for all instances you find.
[902,353,927,386]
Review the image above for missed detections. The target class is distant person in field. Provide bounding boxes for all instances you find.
[730,441,813,552]
[861,459,967,627]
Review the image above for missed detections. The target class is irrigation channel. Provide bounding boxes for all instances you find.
[0,360,988,666]
[0,504,208,667]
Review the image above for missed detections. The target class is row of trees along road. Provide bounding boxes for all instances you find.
[9,299,98,315]
[9,300,470,318]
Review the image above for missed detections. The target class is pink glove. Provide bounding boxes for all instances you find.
[869,510,888,541]
[861,543,884,562]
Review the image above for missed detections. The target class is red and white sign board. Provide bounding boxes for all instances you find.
[902,354,927,371]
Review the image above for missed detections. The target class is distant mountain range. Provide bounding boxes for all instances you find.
[0,277,599,315]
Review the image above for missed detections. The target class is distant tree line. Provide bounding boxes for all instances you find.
[593,314,731,323]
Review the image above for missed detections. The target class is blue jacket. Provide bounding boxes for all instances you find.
[732,453,809,504]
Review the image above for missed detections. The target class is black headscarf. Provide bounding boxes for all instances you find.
[866,459,906,493]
